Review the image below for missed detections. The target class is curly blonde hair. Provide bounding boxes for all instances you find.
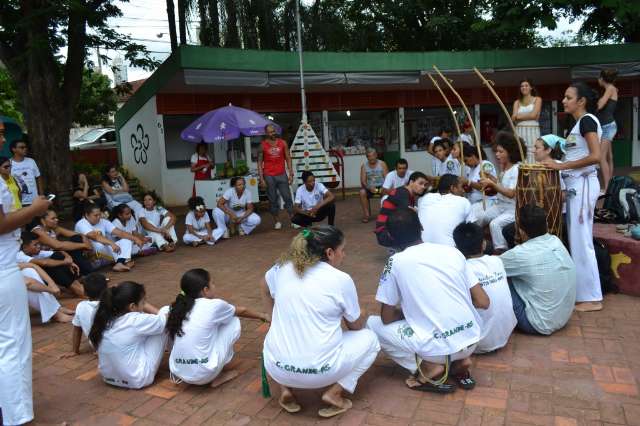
[278,226,344,276]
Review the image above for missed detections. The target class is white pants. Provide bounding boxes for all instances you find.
[264,329,380,393]
[367,316,475,373]
[183,232,216,246]
[470,198,496,221]
[145,217,178,248]
[0,266,33,425]
[170,317,241,385]
[564,174,602,302]
[92,238,133,262]
[475,203,515,250]
[22,267,61,324]
[213,208,261,236]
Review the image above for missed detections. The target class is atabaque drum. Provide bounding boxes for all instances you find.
[515,164,563,240]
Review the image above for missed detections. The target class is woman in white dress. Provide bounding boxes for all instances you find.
[0,118,51,425]
[512,78,542,163]
[541,82,603,312]
[262,226,380,418]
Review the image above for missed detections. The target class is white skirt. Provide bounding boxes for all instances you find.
[516,123,540,163]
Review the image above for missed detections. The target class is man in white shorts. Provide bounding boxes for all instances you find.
[367,208,489,393]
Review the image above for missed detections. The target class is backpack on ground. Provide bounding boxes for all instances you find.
[593,238,619,295]
[600,175,638,223]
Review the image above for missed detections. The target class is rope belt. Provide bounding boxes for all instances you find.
[415,354,451,386]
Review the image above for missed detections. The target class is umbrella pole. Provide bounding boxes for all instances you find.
[295,0,308,125]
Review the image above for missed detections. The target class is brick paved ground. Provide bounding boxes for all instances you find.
[29,197,640,425]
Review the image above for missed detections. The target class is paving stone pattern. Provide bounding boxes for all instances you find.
[29,197,640,425]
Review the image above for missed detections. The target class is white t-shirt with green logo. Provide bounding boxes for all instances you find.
[376,243,482,357]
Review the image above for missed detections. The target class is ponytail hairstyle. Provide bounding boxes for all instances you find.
[89,281,146,349]
[167,269,210,339]
[569,81,598,115]
[278,225,344,276]
[600,69,618,84]
[110,203,133,222]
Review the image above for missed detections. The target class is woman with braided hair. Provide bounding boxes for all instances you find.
[261,226,380,418]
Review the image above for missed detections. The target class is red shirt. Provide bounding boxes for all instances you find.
[261,139,287,176]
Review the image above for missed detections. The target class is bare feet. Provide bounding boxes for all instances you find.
[164,243,176,253]
[575,301,603,312]
[279,386,301,413]
[191,241,200,247]
[210,370,239,388]
[53,310,74,323]
[60,307,76,315]
[112,263,130,272]
[125,260,135,268]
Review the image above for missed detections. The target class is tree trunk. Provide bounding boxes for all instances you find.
[208,0,221,46]
[178,0,188,45]
[242,0,258,49]
[198,0,211,45]
[166,0,178,50]
[224,0,240,47]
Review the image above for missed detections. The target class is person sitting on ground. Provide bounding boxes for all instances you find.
[381,158,413,199]
[262,226,380,418]
[167,269,268,387]
[214,176,261,238]
[9,139,43,207]
[501,204,576,335]
[476,131,524,254]
[89,281,169,389]
[184,197,222,247]
[31,208,95,276]
[139,192,178,252]
[291,171,336,228]
[68,273,108,356]
[18,262,74,323]
[367,208,489,394]
[375,171,429,250]
[101,165,143,215]
[453,222,516,353]
[461,143,498,218]
[359,148,389,223]
[73,172,106,222]
[111,203,156,257]
[18,231,85,298]
[75,203,145,272]
[417,174,475,247]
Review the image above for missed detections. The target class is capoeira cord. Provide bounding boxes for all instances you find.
[414,354,451,386]
[261,356,272,398]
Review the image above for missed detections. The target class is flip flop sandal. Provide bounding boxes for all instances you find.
[361,217,370,223]
[408,380,457,394]
[279,399,302,414]
[455,372,476,390]
[318,398,352,418]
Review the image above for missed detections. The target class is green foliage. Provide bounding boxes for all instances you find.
[555,0,640,43]
[0,67,23,125]
[73,68,118,126]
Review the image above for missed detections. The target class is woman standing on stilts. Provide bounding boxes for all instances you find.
[512,79,542,163]
[0,119,51,425]
[541,82,603,312]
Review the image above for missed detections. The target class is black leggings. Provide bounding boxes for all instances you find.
[43,252,78,288]
[66,234,95,276]
[291,203,336,227]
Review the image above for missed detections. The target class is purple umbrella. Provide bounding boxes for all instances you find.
[181,104,282,143]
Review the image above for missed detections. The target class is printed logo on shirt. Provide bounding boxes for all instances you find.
[174,357,209,365]
[481,163,495,174]
[275,361,331,374]
[433,321,474,339]
[477,271,505,288]
[380,257,393,281]
[446,161,454,171]
[565,135,577,149]
[397,324,415,340]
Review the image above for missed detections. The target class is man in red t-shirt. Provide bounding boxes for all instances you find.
[258,124,294,230]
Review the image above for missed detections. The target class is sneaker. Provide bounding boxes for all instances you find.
[223,229,230,239]
[238,227,246,236]
[291,223,301,229]
[274,221,282,230]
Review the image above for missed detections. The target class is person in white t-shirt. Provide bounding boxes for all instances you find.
[184,196,224,246]
[17,262,74,323]
[292,171,336,228]
[214,177,261,238]
[428,128,452,156]
[111,203,156,257]
[367,208,489,393]
[10,139,43,206]
[89,281,169,389]
[429,139,460,182]
[460,144,498,218]
[418,174,476,246]
[476,132,525,253]
[381,158,413,198]
[262,226,380,418]
[453,222,516,353]
[75,203,145,272]
[139,192,178,252]
[167,268,268,386]
[66,273,108,356]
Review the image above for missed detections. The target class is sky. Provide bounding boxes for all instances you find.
[99,0,584,84]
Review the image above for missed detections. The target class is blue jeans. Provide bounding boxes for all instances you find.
[601,121,617,141]
[509,283,542,335]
